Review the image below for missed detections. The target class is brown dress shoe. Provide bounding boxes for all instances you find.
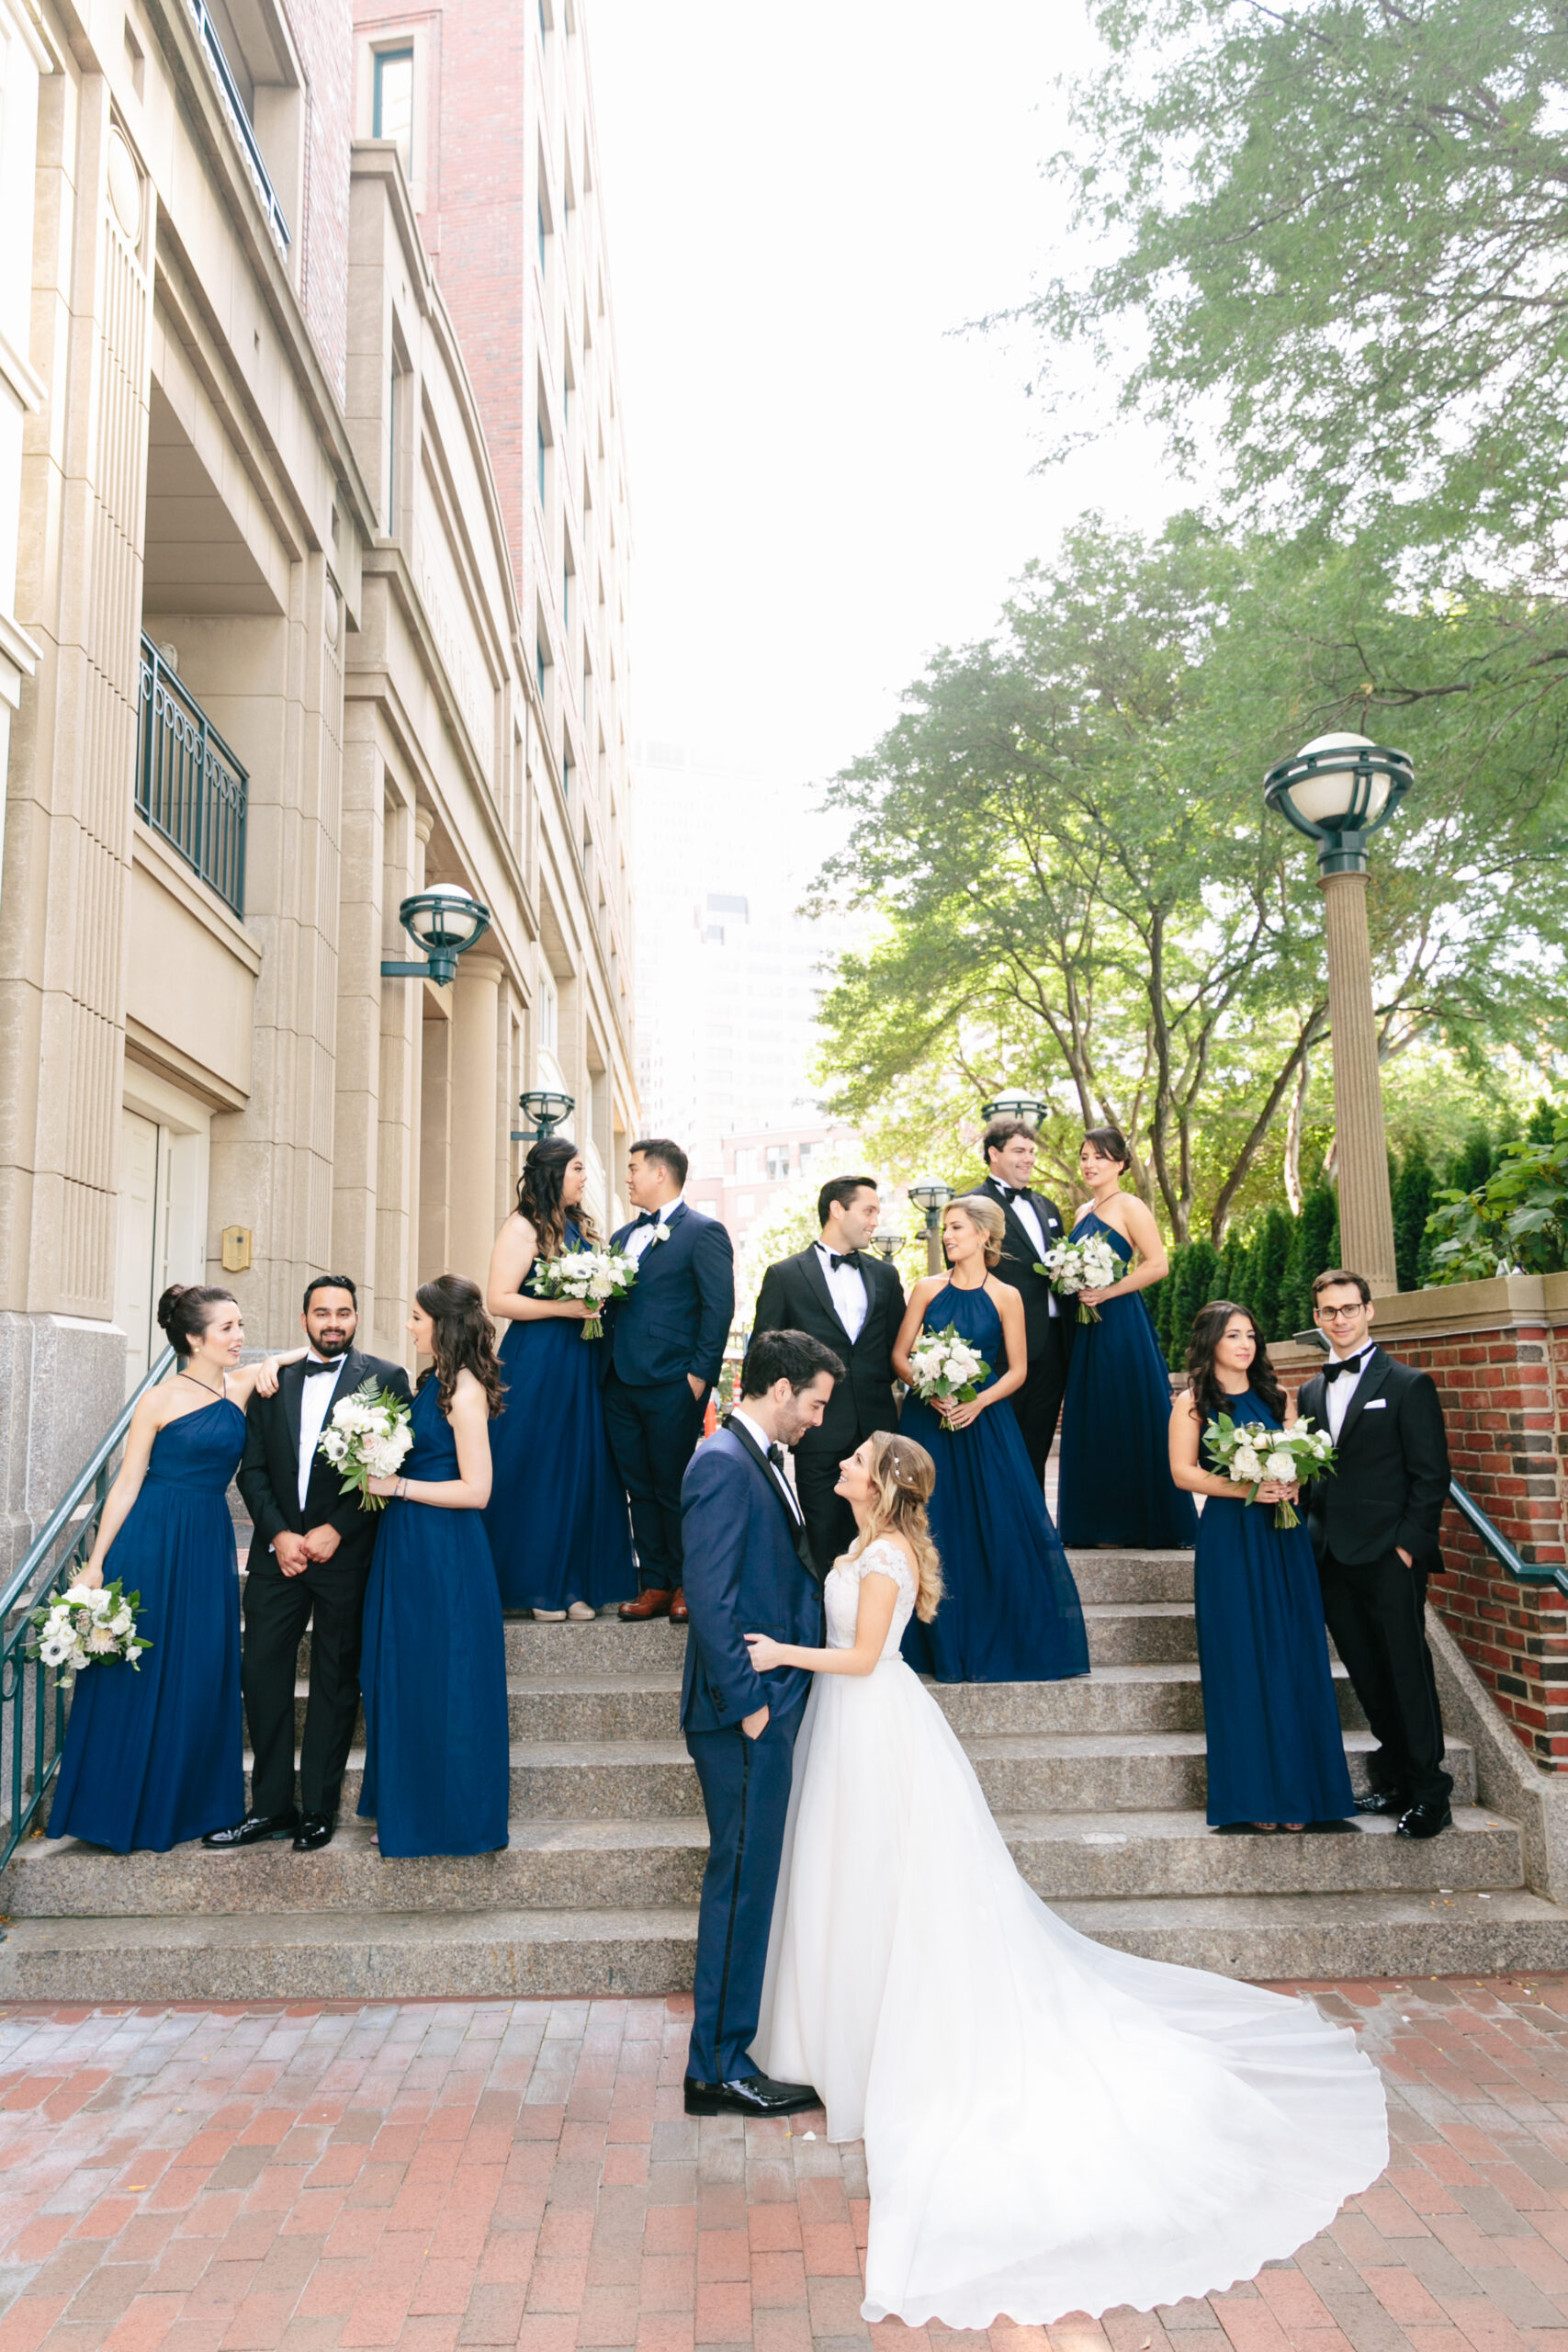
[618,1588,672,1620]
[669,1588,689,1623]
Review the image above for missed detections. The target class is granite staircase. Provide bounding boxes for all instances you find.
[1,1544,1564,2000]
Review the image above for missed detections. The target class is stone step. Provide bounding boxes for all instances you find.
[1,1804,1520,1921]
[1049,1888,1568,1979]
[290,1726,1474,1821]
[287,1661,1371,1747]
[1,1881,1563,2002]
[1066,1550,1193,1604]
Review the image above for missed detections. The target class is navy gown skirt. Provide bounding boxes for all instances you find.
[1195,1392,1355,1826]
[899,1280,1089,1684]
[1057,1212,1200,1550]
[358,1378,510,1858]
[483,1228,637,1611]
[49,1396,246,1853]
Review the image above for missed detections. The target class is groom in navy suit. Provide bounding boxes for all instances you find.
[604,1137,737,1620]
[680,1327,844,2116]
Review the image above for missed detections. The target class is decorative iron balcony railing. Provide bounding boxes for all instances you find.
[136,636,249,918]
[183,0,291,252]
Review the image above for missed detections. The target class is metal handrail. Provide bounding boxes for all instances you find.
[0,1349,175,1872]
[1448,1476,1568,1600]
[183,0,290,250]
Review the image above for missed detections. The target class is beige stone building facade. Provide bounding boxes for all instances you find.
[0,0,637,1574]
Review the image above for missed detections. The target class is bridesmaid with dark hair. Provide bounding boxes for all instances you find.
[1055,1126,1199,1550]
[1171,1301,1355,1834]
[49,1285,303,1852]
[483,1138,636,1618]
[358,1273,511,1859]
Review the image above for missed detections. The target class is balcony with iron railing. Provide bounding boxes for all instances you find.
[136,637,249,918]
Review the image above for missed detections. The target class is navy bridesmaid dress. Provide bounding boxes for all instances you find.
[1195,1391,1355,1827]
[483,1218,637,1612]
[1057,1212,1200,1550]
[49,1396,246,1853]
[357,1377,510,1858]
[898,1281,1089,1684]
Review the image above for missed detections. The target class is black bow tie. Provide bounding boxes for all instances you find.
[303,1359,343,1376]
[828,1250,861,1272]
[766,1442,789,1471]
[635,1210,660,1227]
[1325,1351,1369,1382]
[996,1184,1021,1203]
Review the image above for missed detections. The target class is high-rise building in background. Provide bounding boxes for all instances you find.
[633,741,864,1244]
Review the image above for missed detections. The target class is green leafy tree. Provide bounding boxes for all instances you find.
[1392,1144,1437,1295]
[1426,1117,1568,1281]
[1168,1238,1223,1367]
[1278,1185,1341,1337]
[812,521,1568,1245]
[1247,1207,1294,1340]
[1026,0,1568,585]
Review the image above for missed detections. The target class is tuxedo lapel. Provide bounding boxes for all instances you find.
[281,1358,307,1464]
[724,1417,821,1586]
[1336,1348,1393,1454]
[796,1244,840,1329]
[1299,1371,1327,1436]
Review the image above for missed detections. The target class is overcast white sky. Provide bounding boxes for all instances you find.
[587,0,1180,795]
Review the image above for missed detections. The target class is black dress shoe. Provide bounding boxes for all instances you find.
[292,1814,335,1853]
[1355,1790,1410,1817]
[1396,1801,1453,1840]
[683,2074,818,2118]
[201,1812,299,1849]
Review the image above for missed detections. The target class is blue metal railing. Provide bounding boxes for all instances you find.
[183,0,291,251]
[137,638,248,917]
[1448,1477,1568,1600]
[0,1350,175,1874]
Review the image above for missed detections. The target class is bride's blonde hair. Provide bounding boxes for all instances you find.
[848,1430,942,1623]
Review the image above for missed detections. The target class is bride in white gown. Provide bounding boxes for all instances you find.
[746,1430,1387,2332]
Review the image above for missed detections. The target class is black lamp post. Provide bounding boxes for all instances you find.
[512,1089,575,1145]
[380,885,491,987]
[871,1227,907,1263]
[908,1181,953,1276]
[1263,730,1414,1294]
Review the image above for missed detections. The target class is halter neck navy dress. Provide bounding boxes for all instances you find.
[1195,1391,1355,1827]
[49,1395,246,1852]
[357,1377,510,1857]
[1057,1212,1199,1550]
[483,1217,636,1612]
[897,1280,1089,1684]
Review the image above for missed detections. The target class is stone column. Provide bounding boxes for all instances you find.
[1321,869,1397,1295]
[447,953,503,1297]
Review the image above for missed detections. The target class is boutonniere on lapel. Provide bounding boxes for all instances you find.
[650,1218,674,1246]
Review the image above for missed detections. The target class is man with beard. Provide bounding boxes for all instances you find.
[206,1275,412,1854]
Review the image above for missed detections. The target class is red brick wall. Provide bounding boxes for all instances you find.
[286,0,353,404]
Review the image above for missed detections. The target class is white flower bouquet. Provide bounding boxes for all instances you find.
[531,1246,638,1341]
[28,1578,150,1683]
[907,1326,992,1431]
[318,1377,414,1510]
[1038,1232,1122,1322]
[1203,1414,1337,1528]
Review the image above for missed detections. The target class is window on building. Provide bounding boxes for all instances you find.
[766,1145,790,1181]
[383,362,397,531]
[538,968,558,1053]
[373,48,413,177]
[562,563,571,631]
[563,754,574,808]
[536,639,547,695]
[537,420,547,503]
[537,198,547,276]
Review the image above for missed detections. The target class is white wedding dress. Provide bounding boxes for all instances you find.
[752,1541,1388,2331]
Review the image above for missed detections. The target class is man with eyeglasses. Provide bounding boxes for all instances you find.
[1296,1269,1453,1840]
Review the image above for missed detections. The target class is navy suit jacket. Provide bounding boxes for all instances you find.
[679,1427,823,1734]
[606,1201,735,1390]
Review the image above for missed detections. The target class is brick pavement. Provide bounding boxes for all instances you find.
[1,1977,1567,2352]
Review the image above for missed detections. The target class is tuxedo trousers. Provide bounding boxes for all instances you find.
[604,1372,705,1590]
[1316,1547,1451,1808]
[1012,1326,1072,1488]
[243,1551,370,1819]
[685,1702,805,2083]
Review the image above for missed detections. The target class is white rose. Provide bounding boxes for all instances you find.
[1234,1448,1264,1483]
[1264,1451,1295,1482]
[63,1583,94,1607]
[110,1611,132,1637]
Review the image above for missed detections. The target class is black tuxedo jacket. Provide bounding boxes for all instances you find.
[965,1179,1072,1365]
[751,1245,905,1454]
[237,1347,413,1578]
[1299,1347,1450,1569]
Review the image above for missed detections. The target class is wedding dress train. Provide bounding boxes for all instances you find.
[752,1540,1388,2330]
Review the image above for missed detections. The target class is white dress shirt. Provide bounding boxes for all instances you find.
[1324,1345,1375,1442]
[626,1196,682,1261]
[296,1350,349,1510]
[995,1185,1058,1316]
[814,1239,869,1343]
[730,1406,805,1525]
